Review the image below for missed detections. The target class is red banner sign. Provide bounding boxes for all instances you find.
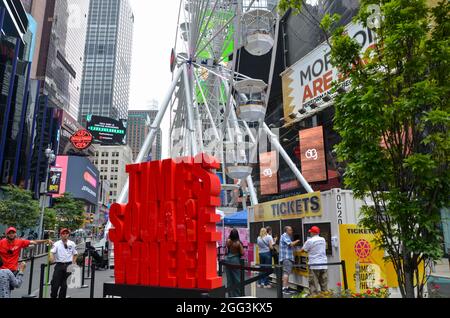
[70,130,93,150]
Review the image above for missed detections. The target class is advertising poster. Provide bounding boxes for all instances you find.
[282,22,376,124]
[47,167,63,194]
[299,126,328,183]
[259,151,279,195]
[53,156,99,205]
[339,224,398,291]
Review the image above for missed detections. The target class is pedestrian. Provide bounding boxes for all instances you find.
[299,226,328,296]
[49,229,78,299]
[0,227,50,274]
[256,227,274,288]
[224,228,244,298]
[0,256,25,298]
[266,226,279,265]
[279,226,301,295]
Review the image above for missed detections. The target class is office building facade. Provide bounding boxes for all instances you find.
[0,0,38,190]
[91,144,132,204]
[79,0,134,125]
[127,108,162,162]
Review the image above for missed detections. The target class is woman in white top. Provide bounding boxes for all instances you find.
[256,228,273,288]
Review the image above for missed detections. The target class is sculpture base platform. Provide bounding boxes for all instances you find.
[103,283,226,298]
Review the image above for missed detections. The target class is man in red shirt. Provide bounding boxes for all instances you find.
[0,227,50,274]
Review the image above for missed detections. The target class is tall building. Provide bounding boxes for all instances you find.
[23,0,90,196]
[0,0,38,190]
[79,0,134,125]
[127,105,162,162]
[28,0,90,120]
[91,145,132,204]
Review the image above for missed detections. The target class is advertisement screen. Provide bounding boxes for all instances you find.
[299,126,328,183]
[47,167,63,194]
[86,115,127,145]
[259,151,279,195]
[53,156,99,205]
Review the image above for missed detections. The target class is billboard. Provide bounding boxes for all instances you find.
[47,167,63,194]
[282,22,376,124]
[86,115,127,145]
[339,224,400,291]
[259,151,279,195]
[299,126,327,183]
[53,156,99,205]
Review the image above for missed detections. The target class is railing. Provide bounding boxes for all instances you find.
[219,260,349,298]
[19,243,48,262]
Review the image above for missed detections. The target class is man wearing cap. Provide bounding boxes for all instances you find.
[0,227,50,274]
[49,229,78,299]
[299,226,328,296]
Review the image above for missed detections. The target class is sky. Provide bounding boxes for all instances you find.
[128,0,181,157]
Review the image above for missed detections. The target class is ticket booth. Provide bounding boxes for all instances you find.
[249,188,401,294]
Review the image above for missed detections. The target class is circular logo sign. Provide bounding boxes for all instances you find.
[354,239,372,259]
[70,130,93,150]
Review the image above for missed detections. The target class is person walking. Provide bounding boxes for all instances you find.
[0,257,26,298]
[224,228,244,297]
[0,227,50,274]
[299,226,328,296]
[279,226,300,295]
[49,229,78,299]
[257,227,274,288]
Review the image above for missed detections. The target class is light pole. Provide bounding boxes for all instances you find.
[38,147,56,240]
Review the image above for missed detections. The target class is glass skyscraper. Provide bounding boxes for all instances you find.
[79,0,134,125]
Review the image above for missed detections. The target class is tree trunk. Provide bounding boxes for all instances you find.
[403,254,416,298]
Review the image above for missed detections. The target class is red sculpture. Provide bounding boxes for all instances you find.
[109,154,222,290]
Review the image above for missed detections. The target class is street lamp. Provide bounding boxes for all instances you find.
[38,147,56,240]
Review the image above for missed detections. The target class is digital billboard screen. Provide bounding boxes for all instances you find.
[299,126,328,183]
[86,115,127,145]
[53,156,99,205]
[259,151,279,195]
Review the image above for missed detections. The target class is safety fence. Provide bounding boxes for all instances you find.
[36,249,99,298]
[219,260,348,298]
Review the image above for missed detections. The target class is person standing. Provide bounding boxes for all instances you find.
[49,229,78,299]
[257,227,273,288]
[224,228,244,297]
[0,257,26,298]
[299,226,328,296]
[266,227,279,265]
[279,226,300,295]
[0,227,50,274]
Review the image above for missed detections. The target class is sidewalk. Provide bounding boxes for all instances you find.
[431,258,450,278]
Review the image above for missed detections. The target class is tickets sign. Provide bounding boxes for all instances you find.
[249,192,322,222]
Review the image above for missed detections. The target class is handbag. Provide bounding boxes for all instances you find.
[262,236,278,257]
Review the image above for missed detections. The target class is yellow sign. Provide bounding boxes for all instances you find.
[339,224,398,291]
[249,192,322,222]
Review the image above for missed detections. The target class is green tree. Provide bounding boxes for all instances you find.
[52,193,85,231]
[279,0,449,298]
[0,185,40,231]
[43,208,57,232]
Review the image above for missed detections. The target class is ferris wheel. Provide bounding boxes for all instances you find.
[116,0,313,210]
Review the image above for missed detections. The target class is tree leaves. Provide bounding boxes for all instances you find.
[0,185,40,230]
[52,193,86,231]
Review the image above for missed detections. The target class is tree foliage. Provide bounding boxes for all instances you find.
[52,193,85,231]
[279,0,449,298]
[0,185,41,230]
[43,208,57,232]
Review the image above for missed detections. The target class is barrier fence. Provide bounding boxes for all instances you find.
[219,260,348,298]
